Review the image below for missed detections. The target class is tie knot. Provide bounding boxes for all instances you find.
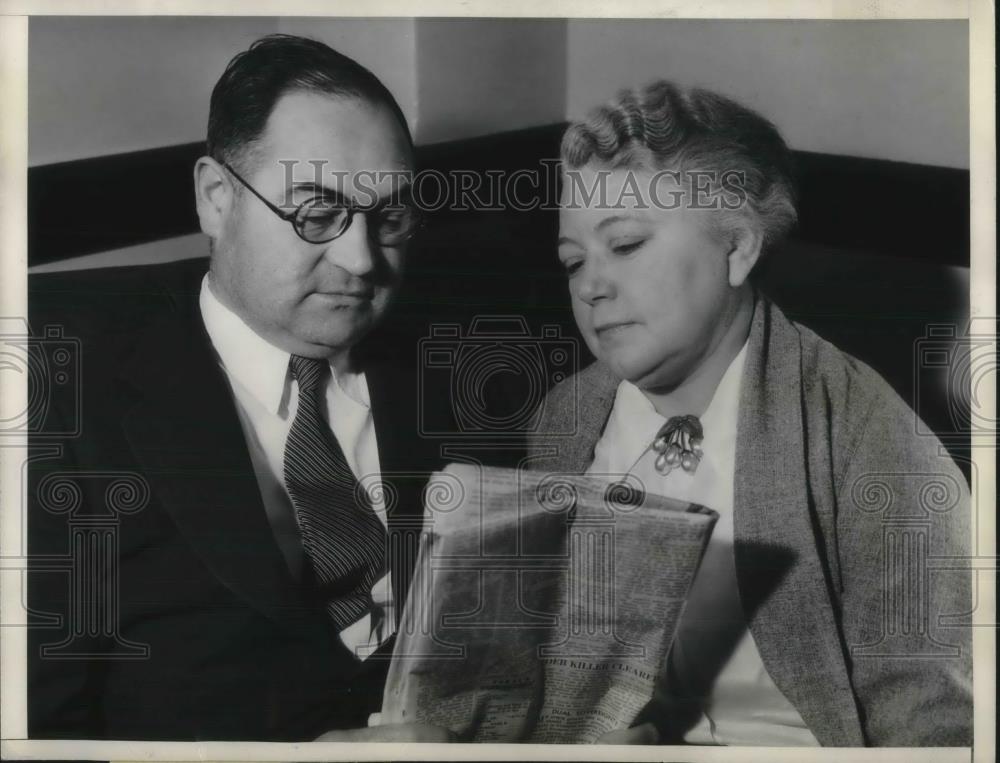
[289,355,328,393]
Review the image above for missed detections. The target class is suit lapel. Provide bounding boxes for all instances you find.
[363,349,434,616]
[119,285,325,638]
[733,297,864,745]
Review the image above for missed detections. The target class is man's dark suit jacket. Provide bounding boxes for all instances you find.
[27,257,445,741]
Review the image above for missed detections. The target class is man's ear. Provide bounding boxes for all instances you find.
[726,222,763,288]
[194,157,231,240]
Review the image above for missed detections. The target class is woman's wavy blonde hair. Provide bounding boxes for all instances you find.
[561,80,798,255]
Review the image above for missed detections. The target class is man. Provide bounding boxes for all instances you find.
[28,34,450,742]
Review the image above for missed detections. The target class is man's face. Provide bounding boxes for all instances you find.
[210,91,413,358]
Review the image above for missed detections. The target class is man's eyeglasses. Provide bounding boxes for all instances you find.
[222,161,422,246]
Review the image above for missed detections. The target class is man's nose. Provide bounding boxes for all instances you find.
[321,211,376,277]
[575,259,614,304]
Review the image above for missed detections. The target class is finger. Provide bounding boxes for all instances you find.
[595,722,660,745]
[368,723,457,743]
[314,722,457,743]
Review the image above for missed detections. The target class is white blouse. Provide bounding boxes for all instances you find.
[588,343,819,746]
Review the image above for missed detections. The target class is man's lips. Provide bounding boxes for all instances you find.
[315,290,375,300]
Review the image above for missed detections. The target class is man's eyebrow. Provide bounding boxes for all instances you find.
[286,182,348,202]
[285,180,414,207]
[557,235,580,247]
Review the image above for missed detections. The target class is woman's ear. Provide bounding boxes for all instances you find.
[726,222,763,288]
[194,157,231,240]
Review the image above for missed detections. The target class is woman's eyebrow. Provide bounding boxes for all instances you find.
[594,214,644,232]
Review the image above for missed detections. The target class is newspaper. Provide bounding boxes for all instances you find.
[380,463,717,743]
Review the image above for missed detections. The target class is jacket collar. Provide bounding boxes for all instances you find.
[119,274,328,637]
[542,361,619,474]
[116,264,430,638]
[561,296,864,744]
[360,325,436,609]
[732,296,864,745]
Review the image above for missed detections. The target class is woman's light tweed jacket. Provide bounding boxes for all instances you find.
[528,296,973,746]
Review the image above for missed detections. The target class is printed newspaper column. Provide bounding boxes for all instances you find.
[382,463,717,742]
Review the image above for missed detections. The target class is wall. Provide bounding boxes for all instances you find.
[31,19,967,167]
[27,17,568,272]
[27,18,970,273]
[566,19,968,169]
[28,17,565,166]
[414,18,566,145]
[28,16,419,166]
[28,233,207,274]
[29,17,276,166]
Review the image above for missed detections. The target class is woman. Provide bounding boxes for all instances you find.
[530,81,972,746]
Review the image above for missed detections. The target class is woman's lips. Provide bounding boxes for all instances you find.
[594,321,636,336]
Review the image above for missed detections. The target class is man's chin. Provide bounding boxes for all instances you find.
[291,321,375,357]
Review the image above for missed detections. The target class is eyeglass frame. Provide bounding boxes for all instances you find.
[220,160,423,246]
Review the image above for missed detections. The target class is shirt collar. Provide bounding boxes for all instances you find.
[699,339,748,441]
[199,274,291,416]
[609,340,749,472]
[199,275,372,414]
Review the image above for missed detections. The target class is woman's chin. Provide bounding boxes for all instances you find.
[605,356,662,386]
[605,355,688,393]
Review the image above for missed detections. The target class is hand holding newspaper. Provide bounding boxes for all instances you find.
[381,463,717,743]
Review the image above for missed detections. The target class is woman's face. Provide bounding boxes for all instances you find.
[558,164,739,391]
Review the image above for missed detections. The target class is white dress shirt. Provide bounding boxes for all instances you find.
[199,275,394,659]
[588,343,819,746]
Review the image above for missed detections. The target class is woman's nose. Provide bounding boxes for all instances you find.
[575,260,614,304]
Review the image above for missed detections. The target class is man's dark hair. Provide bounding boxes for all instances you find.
[207,34,412,173]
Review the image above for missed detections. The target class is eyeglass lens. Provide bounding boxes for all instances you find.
[294,198,419,245]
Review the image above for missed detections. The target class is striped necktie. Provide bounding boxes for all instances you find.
[283,354,387,632]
